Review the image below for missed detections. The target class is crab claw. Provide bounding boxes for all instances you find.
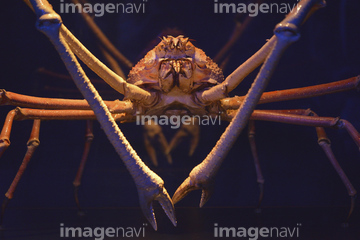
[172,170,215,207]
[137,182,177,231]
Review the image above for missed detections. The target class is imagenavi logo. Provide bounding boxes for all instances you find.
[60,223,147,239]
[59,0,148,17]
[214,223,302,239]
[136,113,221,129]
[214,0,300,17]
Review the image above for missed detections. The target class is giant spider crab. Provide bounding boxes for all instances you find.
[0,0,360,231]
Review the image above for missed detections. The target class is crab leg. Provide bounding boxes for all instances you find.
[173,0,324,206]
[312,117,357,222]
[247,121,264,210]
[0,119,40,227]
[73,120,94,213]
[222,109,360,150]
[250,110,360,149]
[99,45,126,80]
[27,0,175,230]
[22,1,153,104]
[0,107,123,163]
[198,0,325,104]
[198,36,276,103]
[221,75,360,109]
[246,109,357,218]
[0,108,132,123]
[0,89,134,113]
[264,109,357,219]
[60,25,156,104]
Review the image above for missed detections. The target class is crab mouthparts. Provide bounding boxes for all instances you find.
[158,59,194,93]
[159,59,192,79]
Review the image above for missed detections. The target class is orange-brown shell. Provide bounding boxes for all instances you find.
[127,36,224,93]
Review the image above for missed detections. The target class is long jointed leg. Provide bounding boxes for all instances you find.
[1,119,40,227]
[173,0,324,206]
[22,0,154,104]
[314,121,356,223]
[0,89,133,112]
[246,110,360,149]
[0,108,100,227]
[220,75,360,109]
[73,120,94,214]
[248,109,358,220]
[248,121,264,211]
[26,0,175,230]
[221,74,359,210]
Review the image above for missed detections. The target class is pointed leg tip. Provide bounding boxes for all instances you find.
[172,177,194,205]
[165,209,177,228]
[166,211,177,227]
[171,193,180,206]
[146,215,157,231]
[199,189,213,208]
[139,199,157,231]
[199,195,207,208]
[173,177,214,208]
[345,195,356,222]
[73,186,83,212]
[156,189,177,228]
[172,191,185,206]
[151,223,158,231]
[171,193,181,205]
[139,185,177,231]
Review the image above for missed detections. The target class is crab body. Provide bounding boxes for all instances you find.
[127,36,224,116]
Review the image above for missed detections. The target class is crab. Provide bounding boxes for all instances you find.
[0,0,360,233]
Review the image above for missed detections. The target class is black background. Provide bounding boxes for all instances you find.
[1,0,360,239]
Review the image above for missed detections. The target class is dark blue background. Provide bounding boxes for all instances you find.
[0,0,360,239]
